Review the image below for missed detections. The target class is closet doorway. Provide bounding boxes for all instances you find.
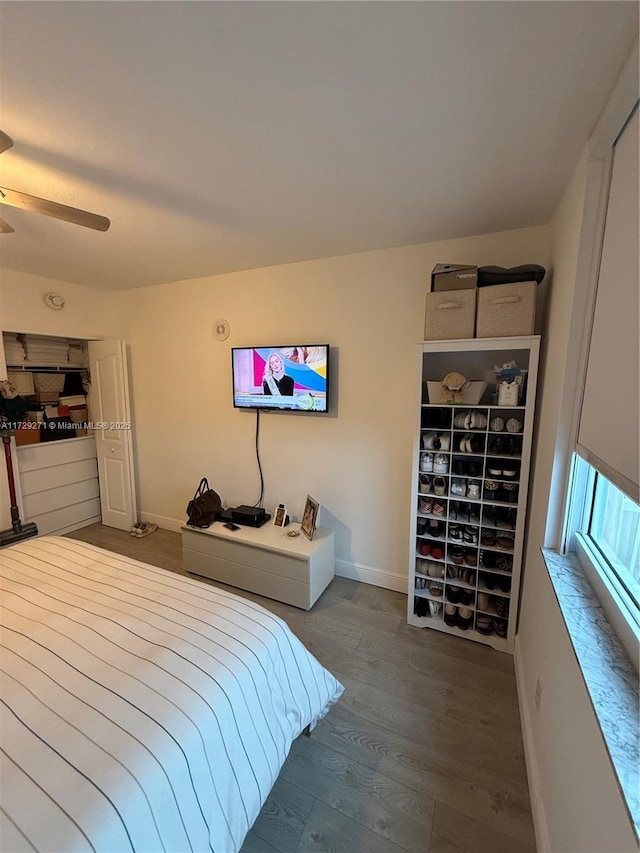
[3,332,137,535]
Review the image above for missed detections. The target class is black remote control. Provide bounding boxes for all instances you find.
[223,522,240,531]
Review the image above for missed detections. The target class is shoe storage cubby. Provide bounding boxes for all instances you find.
[408,335,540,653]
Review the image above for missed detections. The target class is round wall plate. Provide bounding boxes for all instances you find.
[44,292,65,310]
[214,318,230,340]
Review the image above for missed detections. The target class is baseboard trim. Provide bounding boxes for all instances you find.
[139,513,184,533]
[335,559,406,592]
[514,636,550,853]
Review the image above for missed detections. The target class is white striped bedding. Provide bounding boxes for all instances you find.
[0,536,344,853]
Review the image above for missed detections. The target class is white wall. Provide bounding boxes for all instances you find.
[516,157,637,852]
[116,225,549,588]
[0,270,118,529]
[1,270,119,339]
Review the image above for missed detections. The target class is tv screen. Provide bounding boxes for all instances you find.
[232,345,330,413]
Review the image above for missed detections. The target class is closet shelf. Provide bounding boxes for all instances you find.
[7,363,88,372]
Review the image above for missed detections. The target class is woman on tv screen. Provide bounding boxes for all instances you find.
[262,352,294,396]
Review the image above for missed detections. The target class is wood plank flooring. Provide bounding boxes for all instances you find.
[66,524,536,853]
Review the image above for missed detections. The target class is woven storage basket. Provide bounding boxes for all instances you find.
[476,282,536,338]
[33,373,65,393]
[424,290,476,340]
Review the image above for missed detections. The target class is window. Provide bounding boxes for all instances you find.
[589,476,640,602]
[567,454,640,667]
[564,92,639,671]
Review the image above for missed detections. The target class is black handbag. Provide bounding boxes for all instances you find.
[186,478,222,528]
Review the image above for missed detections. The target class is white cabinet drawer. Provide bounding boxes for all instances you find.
[182,528,305,580]
[182,549,313,609]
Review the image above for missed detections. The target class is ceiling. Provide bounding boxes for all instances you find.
[0,1,637,291]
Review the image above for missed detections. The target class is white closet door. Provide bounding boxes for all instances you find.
[88,339,137,530]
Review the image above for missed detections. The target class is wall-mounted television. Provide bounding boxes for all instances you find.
[232,345,330,413]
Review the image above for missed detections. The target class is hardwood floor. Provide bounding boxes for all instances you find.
[66,524,536,853]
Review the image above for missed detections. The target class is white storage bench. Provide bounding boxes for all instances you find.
[181,521,335,610]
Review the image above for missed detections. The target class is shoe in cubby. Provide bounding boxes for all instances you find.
[420,452,434,472]
[433,453,449,474]
[428,519,445,539]
[444,604,457,626]
[476,613,493,635]
[414,597,429,618]
[495,532,515,552]
[451,478,466,497]
[419,474,433,494]
[502,482,519,503]
[456,607,473,630]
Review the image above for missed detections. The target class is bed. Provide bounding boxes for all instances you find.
[0,535,344,853]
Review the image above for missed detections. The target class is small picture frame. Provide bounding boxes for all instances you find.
[301,495,319,540]
[273,503,287,528]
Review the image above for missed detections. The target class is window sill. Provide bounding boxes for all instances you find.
[541,547,639,842]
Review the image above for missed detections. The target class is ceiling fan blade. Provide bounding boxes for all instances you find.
[0,216,14,233]
[0,131,14,154]
[0,186,110,231]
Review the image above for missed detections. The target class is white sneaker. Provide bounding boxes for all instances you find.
[420,453,434,472]
[134,522,158,538]
[433,453,449,473]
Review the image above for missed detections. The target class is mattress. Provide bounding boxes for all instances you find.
[0,535,344,852]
